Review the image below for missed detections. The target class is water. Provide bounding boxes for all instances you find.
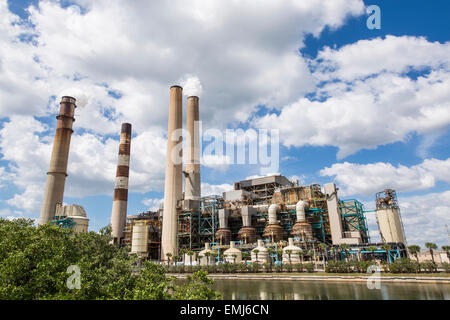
[211,279,450,300]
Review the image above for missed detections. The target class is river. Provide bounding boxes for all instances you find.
[210,279,450,300]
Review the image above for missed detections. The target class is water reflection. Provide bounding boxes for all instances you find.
[212,279,450,300]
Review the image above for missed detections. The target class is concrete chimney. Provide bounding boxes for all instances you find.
[110,123,132,244]
[161,85,183,260]
[39,96,76,225]
[183,96,201,210]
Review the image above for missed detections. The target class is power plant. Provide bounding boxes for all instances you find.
[39,87,409,264]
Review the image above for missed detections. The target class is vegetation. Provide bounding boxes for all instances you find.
[0,218,219,300]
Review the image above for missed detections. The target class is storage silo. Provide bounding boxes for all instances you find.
[131,221,149,258]
[375,189,406,244]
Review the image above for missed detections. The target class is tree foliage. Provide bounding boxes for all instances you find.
[0,218,219,300]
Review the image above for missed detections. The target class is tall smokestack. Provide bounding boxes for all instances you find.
[39,96,76,225]
[183,96,201,209]
[110,123,132,244]
[161,85,183,260]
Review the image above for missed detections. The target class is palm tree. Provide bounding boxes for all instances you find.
[205,251,211,267]
[331,246,337,262]
[298,249,304,265]
[187,250,194,266]
[408,245,421,263]
[277,248,284,272]
[166,253,172,267]
[318,243,327,269]
[339,243,350,262]
[253,249,259,273]
[425,242,438,265]
[197,255,202,266]
[180,249,187,264]
[285,249,293,266]
[442,245,450,260]
[267,247,274,272]
[381,244,391,263]
[367,246,377,262]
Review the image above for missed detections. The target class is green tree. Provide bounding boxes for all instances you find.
[253,249,259,273]
[267,247,274,272]
[166,253,172,267]
[204,252,211,267]
[285,249,293,268]
[0,218,219,300]
[425,242,438,269]
[367,246,377,261]
[381,244,391,263]
[318,243,327,269]
[408,245,421,263]
[339,243,350,262]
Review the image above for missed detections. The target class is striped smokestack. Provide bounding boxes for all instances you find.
[39,96,77,225]
[111,123,132,244]
[183,96,201,207]
[161,85,183,260]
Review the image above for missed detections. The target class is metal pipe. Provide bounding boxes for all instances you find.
[161,85,183,260]
[39,96,76,225]
[268,204,279,225]
[110,123,132,244]
[295,200,308,222]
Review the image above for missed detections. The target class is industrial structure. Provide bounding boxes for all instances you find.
[110,123,132,244]
[38,87,410,264]
[121,85,408,264]
[39,96,89,232]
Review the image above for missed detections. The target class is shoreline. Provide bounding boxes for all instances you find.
[168,273,450,284]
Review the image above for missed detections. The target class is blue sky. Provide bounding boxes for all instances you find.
[0,0,449,247]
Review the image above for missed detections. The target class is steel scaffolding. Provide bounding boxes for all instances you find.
[340,199,370,243]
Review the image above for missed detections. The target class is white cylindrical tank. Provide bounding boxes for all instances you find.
[224,241,242,263]
[282,238,301,264]
[376,208,406,244]
[131,221,148,257]
[198,243,214,265]
[251,239,269,264]
[268,204,279,225]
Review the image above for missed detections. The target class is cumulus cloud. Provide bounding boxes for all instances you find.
[0,115,166,215]
[312,35,450,81]
[255,36,450,158]
[399,191,450,247]
[320,158,450,196]
[201,182,233,197]
[142,198,163,211]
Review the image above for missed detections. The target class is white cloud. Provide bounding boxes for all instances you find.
[399,191,450,247]
[0,115,167,216]
[312,35,450,81]
[142,197,163,211]
[320,158,450,196]
[255,59,450,158]
[201,182,233,197]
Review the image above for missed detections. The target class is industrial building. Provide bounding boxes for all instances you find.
[38,88,409,264]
